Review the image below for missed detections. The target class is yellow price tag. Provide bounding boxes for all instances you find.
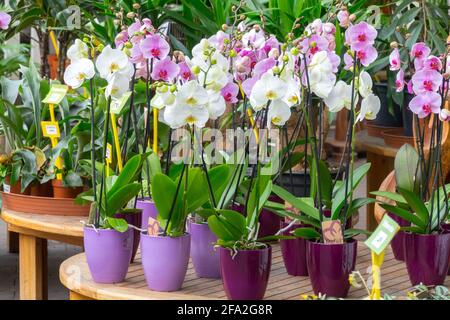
[41,121,60,138]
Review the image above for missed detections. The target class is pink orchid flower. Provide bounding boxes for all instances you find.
[300,34,329,56]
[178,62,195,82]
[344,53,354,70]
[151,57,179,82]
[140,34,170,60]
[323,23,336,35]
[128,19,142,37]
[423,55,442,71]
[263,36,279,54]
[411,42,431,60]
[356,45,378,67]
[114,30,129,49]
[409,92,442,118]
[328,52,341,73]
[407,80,414,95]
[130,44,144,64]
[411,69,443,94]
[0,12,11,30]
[389,48,401,71]
[253,58,276,78]
[337,10,350,28]
[345,22,377,52]
[221,82,239,104]
[395,69,405,92]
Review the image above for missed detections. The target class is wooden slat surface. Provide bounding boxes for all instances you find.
[59,242,450,300]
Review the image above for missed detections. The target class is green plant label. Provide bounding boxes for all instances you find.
[42,84,68,105]
[365,214,400,255]
[110,92,132,114]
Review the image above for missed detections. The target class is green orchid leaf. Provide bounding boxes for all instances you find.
[272,184,320,220]
[292,227,321,240]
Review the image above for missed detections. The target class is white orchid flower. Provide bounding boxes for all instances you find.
[267,99,291,128]
[206,91,226,120]
[283,78,302,107]
[164,104,209,128]
[151,85,176,110]
[67,39,89,61]
[198,65,228,92]
[175,80,209,109]
[308,51,336,99]
[63,58,95,89]
[250,72,288,111]
[192,38,212,61]
[358,71,373,98]
[96,45,130,80]
[357,93,380,122]
[105,73,130,99]
[324,81,358,113]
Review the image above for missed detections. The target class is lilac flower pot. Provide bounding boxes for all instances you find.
[404,232,450,286]
[188,220,220,279]
[141,233,190,292]
[136,198,158,230]
[306,239,357,298]
[115,209,142,263]
[388,213,410,261]
[84,226,133,284]
[219,246,272,300]
[280,221,308,276]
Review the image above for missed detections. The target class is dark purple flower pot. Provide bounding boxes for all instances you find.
[404,232,450,286]
[306,239,357,298]
[84,226,133,284]
[219,246,271,300]
[231,195,282,238]
[136,198,158,230]
[115,209,142,263]
[141,233,190,292]
[188,220,220,279]
[443,224,450,275]
[280,221,308,276]
[388,213,410,261]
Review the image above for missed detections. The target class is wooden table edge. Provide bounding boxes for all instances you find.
[1,210,85,239]
[59,253,219,300]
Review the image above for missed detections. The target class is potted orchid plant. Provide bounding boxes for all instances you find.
[372,40,450,286]
[63,36,146,283]
[263,15,380,298]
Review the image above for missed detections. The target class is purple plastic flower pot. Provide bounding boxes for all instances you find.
[388,213,410,261]
[219,246,272,300]
[280,221,308,276]
[306,239,357,298]
[188,220,220,279]
[115,209,142,263]
[443,224,450,275]
[231,198,282,238]
[404,232,450,286]
[136,198,158,230]
[84,226,133,284]
[141,233,190,292]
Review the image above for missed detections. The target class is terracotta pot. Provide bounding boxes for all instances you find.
[52,179,84,199]
[366,123,403,138]
[4,176,30,195]
[30,181,53,197]
[382,129,414,149]
[1,191,90,216]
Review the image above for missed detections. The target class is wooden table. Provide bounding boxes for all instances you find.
[355,130,398,231]
[60,242,444,300]
[1,210,84,300]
